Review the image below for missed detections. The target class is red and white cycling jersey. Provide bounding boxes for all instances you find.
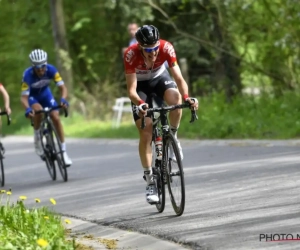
[124,39,178,81]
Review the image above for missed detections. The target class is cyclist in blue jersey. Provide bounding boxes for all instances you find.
[20,49,72,166]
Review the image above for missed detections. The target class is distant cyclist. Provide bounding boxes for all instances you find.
[0,83,11,155]
[0,83,11,116]
[20,49,72,166]
[123,25,198,204]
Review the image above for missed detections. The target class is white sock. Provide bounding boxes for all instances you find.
[143,167,153,185]
[170,125,179,139]
[61,142,66,151]
[34,129,40,141]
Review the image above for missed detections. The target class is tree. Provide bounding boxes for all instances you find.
[49,0,74,99]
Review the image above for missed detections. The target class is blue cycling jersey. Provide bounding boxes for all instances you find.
[21,64,64,96]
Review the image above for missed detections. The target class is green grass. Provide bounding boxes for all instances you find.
[0,190,75,249]
[4,91,300,139]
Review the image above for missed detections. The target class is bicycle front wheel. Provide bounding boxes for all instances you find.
[40,125,56,181]
[154,163,165,213]
[49,121,68,182]
[164,132,185,216]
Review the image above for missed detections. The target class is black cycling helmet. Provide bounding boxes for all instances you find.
[135,25,160,46]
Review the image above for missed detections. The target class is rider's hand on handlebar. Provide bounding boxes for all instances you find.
[137,103,149,118]
[5,106,11,115]
[25,107,34,118]
[184,95,199,111]
[60,97,69,108]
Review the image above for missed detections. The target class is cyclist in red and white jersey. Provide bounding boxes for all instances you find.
[124,25,198,204]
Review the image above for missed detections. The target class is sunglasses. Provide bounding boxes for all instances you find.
[141,44,160,53]
[34,64,47,69]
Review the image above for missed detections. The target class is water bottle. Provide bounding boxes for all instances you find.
[155,136,163,160]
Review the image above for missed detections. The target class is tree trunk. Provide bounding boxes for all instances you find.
[49,0,74,100]
[209,1,242,103]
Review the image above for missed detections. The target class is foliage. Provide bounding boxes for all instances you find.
[0,0,300,135]
[5,92,300,139]
[0,190,75,249]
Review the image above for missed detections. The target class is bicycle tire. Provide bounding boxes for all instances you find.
[40,124,57,181]
[151,131,166,213]
[154,161,166,213]
[0,157,4,187]
[49,121,68,182]
[164,132,185,216]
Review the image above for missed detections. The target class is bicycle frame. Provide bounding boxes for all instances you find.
[149,102,197,179]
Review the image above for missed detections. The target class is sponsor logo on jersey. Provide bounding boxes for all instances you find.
[164,81,175,85]
[125,49,135,64]
[31,79,51,88]
[54,72,62,82]
[163,42,176,57]
[21,82,29,91]
[136,70,149,74]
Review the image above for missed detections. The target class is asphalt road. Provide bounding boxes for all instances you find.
[2,137,300,250]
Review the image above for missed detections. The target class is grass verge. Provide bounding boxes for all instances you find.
[0,189,75,249]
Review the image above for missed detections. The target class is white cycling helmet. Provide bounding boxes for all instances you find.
[29,49,47,66]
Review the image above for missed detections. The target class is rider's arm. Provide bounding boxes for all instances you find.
[0,84,10,111]
[20,95,30,109]
[126,73,143,105]
[58,84,68,99]
[169,64,189,99]
[20,80,30,109]
[51,66,68,100]
[124,46,144,105]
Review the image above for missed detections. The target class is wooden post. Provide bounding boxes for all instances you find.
[179,58,189,85]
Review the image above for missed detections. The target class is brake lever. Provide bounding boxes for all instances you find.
[185,100,198,123]
[7,115,11,126]
[190,109,198,123]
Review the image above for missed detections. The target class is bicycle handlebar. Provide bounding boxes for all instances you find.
[0,111,11,126]
[33,105,68,117]
[140,102,198,129]
[30,105,68,127]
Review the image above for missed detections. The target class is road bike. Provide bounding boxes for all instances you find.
[32,106,69,182]
[0,111,11,187]
[141,95,198,216]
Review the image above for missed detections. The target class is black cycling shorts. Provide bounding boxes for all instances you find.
[131,70,177,121]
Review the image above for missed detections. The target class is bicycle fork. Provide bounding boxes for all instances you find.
[159,112,171,185]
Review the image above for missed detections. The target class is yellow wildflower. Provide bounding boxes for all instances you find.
[64,219,71,224]
[35,198,41,203]
[44,216,49,220]
[6,191,11,195]
[49,198,56,205]
[0,190,5,193]
[19,196,27,200]
[37,239,48,247]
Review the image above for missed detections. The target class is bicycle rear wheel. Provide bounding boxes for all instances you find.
[49,121,68,182]
[164,132,185,216]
